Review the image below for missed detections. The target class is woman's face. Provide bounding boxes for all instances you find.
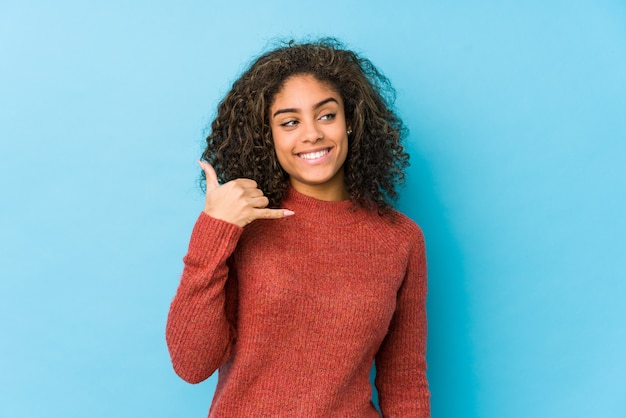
[269,74,350,201]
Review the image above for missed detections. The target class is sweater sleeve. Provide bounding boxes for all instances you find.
[375,227,430,417]
[166,212,243,384]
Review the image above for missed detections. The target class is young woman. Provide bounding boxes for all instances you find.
[166,38,430,417]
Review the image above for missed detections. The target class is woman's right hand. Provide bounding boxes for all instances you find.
[198,161,294,228]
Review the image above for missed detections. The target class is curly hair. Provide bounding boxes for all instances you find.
[201,38,409,212]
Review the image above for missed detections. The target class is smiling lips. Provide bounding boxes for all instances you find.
[297,148,331,161]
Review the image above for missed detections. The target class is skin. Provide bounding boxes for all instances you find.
[200,74,351,227]
[269,74,350,202]
[199,161,292,227]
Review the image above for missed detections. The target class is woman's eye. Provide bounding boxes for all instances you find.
[281,120,299,127]
[320,113,336,121]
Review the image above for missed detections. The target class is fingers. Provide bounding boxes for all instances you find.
[254,208,295,220]
[198,160,220,191]
[248,194,270,209]
[195,160,294,225]
[232,178,258,189]
[244,193,295,222]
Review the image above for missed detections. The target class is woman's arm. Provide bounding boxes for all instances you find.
[166,162,293,383]
[375,228,430,417]
[165,213,242,384]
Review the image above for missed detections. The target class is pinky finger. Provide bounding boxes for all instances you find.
[255,208,295,220]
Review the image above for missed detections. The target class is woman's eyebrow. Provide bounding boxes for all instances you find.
[272,97,339,118]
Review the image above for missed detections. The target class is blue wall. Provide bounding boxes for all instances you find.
[1,1,625,417]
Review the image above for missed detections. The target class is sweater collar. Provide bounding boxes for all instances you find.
[281,187,370,225]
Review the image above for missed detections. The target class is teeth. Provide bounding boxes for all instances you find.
[299,149,329,160]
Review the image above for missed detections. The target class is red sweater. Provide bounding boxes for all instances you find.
[166,188,430,417]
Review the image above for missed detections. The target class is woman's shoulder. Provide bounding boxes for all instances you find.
[364,207,425,244]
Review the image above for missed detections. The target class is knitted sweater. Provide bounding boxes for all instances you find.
[166,188,430,417]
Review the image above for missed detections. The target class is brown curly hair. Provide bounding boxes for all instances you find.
[201,38,409,212]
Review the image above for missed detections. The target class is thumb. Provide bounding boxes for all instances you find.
[198,160,220,191]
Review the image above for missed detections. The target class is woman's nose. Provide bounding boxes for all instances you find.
[301,121,323,143]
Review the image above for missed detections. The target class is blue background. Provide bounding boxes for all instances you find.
[2,1,625,417]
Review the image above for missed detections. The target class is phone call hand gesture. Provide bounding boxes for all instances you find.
[198,161,294,228]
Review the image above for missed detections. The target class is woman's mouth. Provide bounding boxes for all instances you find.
[297,148,330,161]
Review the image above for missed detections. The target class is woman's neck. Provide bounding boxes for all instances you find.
[288,174,349,202]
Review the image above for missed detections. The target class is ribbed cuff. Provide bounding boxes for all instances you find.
[185,212,244,266]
